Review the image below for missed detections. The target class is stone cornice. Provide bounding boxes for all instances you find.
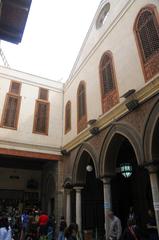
[0,139,61,155]
[0,69,63,93]
[63,76,159,151]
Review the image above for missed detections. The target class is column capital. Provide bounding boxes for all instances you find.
[65,188,72,194]
[143,162,159,173]
[73,186,84,192]
[101,176,112,184]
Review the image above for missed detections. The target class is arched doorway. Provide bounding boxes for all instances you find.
[73,146,105,239]
[144,102,159,235]
[100,123,154,233]
[152,118,159,162]
[45,174,55,216]
[108,134,152,230]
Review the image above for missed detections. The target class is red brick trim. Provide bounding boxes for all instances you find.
[99,51,119,113]
[77,81,87,133]
[0,148,61,160]
[133,4,159,82]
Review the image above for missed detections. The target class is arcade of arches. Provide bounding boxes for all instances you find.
[63,100,159,238]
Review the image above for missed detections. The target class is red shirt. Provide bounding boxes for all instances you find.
[39,214,49,225]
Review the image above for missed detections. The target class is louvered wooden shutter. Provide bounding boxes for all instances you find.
[78,84,86,120]
[138,10,159,61]
[10,81,21,95]
[3,95,19,128]
[102,61,114,94]
[35,101,49,134]
[39,88,48,100]
[65,102,71,132]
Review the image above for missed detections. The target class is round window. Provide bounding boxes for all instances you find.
[96,2,110,29]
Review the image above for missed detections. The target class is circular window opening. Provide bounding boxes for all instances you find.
[96,2,110,29]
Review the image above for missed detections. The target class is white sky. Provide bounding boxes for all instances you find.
[1,0,99,82]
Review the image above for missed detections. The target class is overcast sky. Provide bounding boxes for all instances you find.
[1,0,99,82]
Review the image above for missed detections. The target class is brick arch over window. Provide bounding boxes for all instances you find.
[77,81,87,133]
[65,100,71,134]
[99,51,119,113]
[134,4,159,82]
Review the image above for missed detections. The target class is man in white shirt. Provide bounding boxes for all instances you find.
[107,211,122,240]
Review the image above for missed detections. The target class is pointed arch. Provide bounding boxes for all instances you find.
[134,4,159,81]
[99,123,143,177]
[143,99,159,163]
[99,51,119,113]
[72,142,99,185]
[77,81,87,133]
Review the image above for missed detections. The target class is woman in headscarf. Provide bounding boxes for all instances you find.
[0,215,12,240]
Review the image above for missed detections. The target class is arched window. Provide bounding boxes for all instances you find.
[77,81,87,133]
[99,51,119,113]
[134,5,159,81]
[65,101,71,133]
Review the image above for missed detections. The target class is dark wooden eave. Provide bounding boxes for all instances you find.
[0,0,32,44]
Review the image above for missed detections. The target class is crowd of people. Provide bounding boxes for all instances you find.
[0,207,159,240]
[107,209,159,240]
[0,209,56,240]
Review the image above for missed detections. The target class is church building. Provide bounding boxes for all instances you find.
[0,0,159,238]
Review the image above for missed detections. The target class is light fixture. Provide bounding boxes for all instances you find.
[121,89,136,98]
[61,149,69,156]
[86,158,93,172]
[86,164,93,172]
[120,163,132,178]
[89,127,99,135]
[87,119,97,125]
[126,99,139,111]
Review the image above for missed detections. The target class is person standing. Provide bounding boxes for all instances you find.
[64,223,78,240]
[38,211,49,240]
[20,210,29,240]
[58,216,67,240]
[107,211,122,240]
[0,216,12,240]
[122,219,142,240]
[147,209,159,240]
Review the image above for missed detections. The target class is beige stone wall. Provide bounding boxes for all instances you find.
[0,67,63,155]
[63,0,159,145]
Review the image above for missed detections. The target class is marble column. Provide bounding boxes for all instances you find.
[66,189,71,226]
[148,165,159,236]
[74,186,83,233]
[102,177,111,239]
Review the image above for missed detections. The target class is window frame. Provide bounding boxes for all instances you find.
[38,87,49,101]
[1,81,22,130]
[134,4,159,82]
[99,51,119,114]
[77,81,87,133]
[33,90,50,135]
[65,101,71,134]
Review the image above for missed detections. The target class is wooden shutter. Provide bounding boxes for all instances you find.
[100,52,119,113]
[138,10,159,61]
[101,54,115,95]
[34,101,49,134]
[102,62,114,94]
[65,101,71,133]
[10,81,21,95]
[2,94,21,128]
[78,84,86,120]
[77,82,87,133]
[39,88,48,100]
